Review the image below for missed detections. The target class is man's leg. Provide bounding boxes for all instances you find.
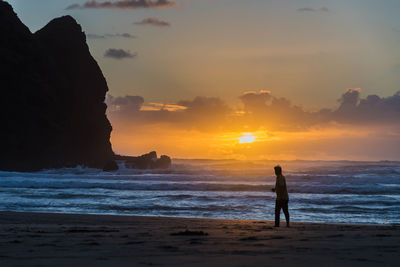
[282,200,290,227]
[275,200,281,227]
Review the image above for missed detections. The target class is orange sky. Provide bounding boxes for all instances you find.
[107,90,400,160]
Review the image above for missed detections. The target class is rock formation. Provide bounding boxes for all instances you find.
[115,152,172,169]
[0,1,117,171]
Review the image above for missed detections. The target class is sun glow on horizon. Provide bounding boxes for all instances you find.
[238,133,256,144]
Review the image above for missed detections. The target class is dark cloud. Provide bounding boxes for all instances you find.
[177,97,229,114]
[87,34,106,39]
[87,33,136,39]
[239,90,271,113]
[297,7,316,12]
[134,17,170,27]
[332,89,400,123]
[238,90,315,131]
[177,97,231,124]
[104,48,137,59]
[65,3,81,10]
[107,95,230,131]
[337,88,360,110]
[297,7,330,13]
[106,95,144,113]
[118,33,136,38]
[238,89,400,129]
[320,6,330,12]
[66,0,177,10]
[106,90,400,133]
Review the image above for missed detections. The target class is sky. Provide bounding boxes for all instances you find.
[7,0,400,160]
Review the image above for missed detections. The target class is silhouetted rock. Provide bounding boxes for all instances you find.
[0,1,116,171]
[115,152,172,169]
[153,155,172,169]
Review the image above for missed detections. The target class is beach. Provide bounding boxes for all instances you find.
[0,211,399,266]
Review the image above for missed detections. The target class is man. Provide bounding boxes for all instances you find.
[271,165,290,227]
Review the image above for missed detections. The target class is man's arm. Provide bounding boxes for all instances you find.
[271,179,277,192]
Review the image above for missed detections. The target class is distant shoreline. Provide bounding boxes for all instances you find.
[173,158,400,163]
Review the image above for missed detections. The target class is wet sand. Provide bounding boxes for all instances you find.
[0,211,399,266]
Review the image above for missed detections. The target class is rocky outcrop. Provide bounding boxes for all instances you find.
[115,152,172,169]
[0,1,117,171]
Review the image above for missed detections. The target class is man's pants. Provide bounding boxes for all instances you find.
[275,199,289,227]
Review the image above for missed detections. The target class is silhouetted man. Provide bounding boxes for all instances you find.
[272,165,289,227]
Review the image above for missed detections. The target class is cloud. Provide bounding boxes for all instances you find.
[238,90,316,131]
[134,17,170,27]
[66,3,81,10]
[177,97,229,113]
[239,90,271,113]
[107,91,400,160]
[337,88,361,108]
[332,89,400,124]
[86,33,136,39]
[106,95,187,113]
[107,95,231,131]
[176,97,231,127]
[104,48,137,59]
[297,7,316,12]
[320,6,330,12]
[87,34,106,39]
[297,6,330,13]
[118,33,136,38]
[143,103,187,111]
[66,0,177,10]
[106,95,144,113]
[237,89,400,129]
[106,90,400,134]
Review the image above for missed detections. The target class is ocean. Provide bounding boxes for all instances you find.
[0,160,399,224]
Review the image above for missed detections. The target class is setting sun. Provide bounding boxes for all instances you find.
[239,133,256,144]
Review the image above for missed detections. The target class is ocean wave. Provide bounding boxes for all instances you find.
[297,205,399,215]
[0,180,398,195]
[0,160,399,224]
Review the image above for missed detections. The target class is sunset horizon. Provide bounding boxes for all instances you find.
[107,88,400,161]
[1,1,399,266]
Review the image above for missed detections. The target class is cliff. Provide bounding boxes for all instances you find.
[0,1,117,171]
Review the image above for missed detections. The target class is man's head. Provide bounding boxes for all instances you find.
[274,165,282,176]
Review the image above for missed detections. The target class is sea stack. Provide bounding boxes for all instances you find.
[115,152,172,169]
[0,0,117,171]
